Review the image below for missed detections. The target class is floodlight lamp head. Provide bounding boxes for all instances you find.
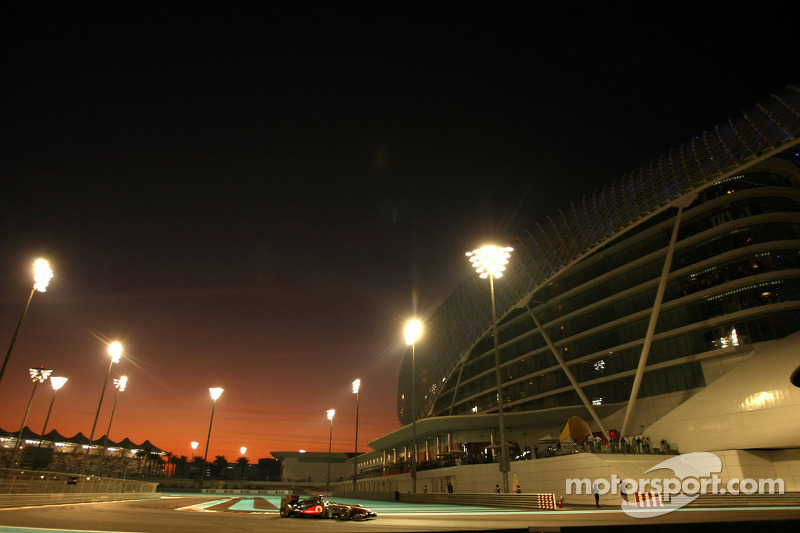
[108,342,123,363]
[30,367,53,383]
[33,259,54,292]
[405,319,422,345]
[352,379,361,394]
[209,387,224,401]
[466,245,514,278]
[114,376,128,391]
[327,409,335,420]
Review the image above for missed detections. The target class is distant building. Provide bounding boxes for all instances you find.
[257,457,281,481]
[270,451,352,484]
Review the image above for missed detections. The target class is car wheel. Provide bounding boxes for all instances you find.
[340,507,352,520]
[279,506,291,518]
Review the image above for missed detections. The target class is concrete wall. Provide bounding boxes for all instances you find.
[338,449,800,506]
[281,456,349,483]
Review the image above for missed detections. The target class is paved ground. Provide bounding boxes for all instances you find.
[0,494,797,532]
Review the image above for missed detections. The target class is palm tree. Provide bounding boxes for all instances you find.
[191,456,205,479]
[211,455,228,479]
[149,452,164,477]
[235,456,249,480]
[167,453,177,477]
[175,455,189,478]
[134,450,147,476]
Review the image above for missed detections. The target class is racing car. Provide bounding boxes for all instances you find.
[279,494,377,520]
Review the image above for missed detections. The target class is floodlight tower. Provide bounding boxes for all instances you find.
[466,245,513,493]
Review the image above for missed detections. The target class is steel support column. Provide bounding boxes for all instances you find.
[621,197,694,437]
[527,306,610,441]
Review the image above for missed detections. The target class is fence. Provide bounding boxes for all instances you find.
[333,490,560,510]
[0,468,157,507]
[398,492,558,510]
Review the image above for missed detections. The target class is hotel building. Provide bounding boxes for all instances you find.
[343,83,800,497]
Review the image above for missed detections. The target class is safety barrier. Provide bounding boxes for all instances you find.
[687,492,800,507]
[538,493,557,509]
[626,492,663,508]
[396,492,560,510]
[201,488,289,495]
[0,468,157,509]
[0,492,161,509]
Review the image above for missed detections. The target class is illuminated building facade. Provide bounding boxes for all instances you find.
[396,84,800,456]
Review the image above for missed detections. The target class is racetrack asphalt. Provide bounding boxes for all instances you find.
[0,493,799,532]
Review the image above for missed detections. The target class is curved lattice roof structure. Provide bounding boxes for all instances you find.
[397,83,800,425]
[0,426,166,453]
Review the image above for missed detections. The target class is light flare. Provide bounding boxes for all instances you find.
[50,376,68,391]
[108,342,123,363]
[33,259,54,292]
[405,319,422,345]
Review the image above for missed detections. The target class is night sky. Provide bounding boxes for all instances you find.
[2,4,795,462]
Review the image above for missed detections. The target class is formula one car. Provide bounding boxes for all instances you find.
[279,494,377,520]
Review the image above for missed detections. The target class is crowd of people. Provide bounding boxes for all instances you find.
[520,435,675,458]
[369,434,675,480]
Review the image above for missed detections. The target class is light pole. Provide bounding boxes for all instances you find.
[466,245,513,493]
[9,366,53,467]
[201,387,224,487]
[326,409,335,490]
[352,379,360,492]
[35,376,68,468]
[98,375,127,475]
[190,441,199,460]
[404,318,422,493]
[83,341,123,474]
[0,259,53,390]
